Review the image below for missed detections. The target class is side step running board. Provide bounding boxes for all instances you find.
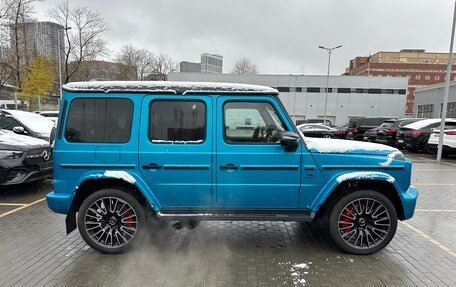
[157,209,314,222]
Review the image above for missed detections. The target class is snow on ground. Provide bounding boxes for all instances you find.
[304,137,397,154]
[63,81,278,94]
[103,170,136,184]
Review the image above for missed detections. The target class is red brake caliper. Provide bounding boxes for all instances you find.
[341,206,355,232]
[122,211,136,228]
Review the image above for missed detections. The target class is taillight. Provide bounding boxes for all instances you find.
[407,130,422,135]
[445,130,456,135]
[354,128,358,134]
[389,129,396,133]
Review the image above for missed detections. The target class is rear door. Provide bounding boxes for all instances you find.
[215,96,302,208]
[139,95,213,208]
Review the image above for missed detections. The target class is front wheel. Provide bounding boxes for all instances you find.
[77,188,146,254]
[328,190,397,255]
[323,134,333,139]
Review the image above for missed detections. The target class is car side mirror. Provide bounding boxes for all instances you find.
[279,131,300,152]
[13,126,27,134]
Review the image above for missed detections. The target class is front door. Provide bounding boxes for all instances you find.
[139,95,213,208]
[216,96,302,208]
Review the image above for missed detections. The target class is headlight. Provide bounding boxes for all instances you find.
[0,150,23,159]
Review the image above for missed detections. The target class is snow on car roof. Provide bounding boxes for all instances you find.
[403,118,456,130]
[63,81,279,95]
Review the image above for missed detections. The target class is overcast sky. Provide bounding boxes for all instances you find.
[34,0,455,75]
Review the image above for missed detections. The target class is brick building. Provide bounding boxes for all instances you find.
[344,49,456,114]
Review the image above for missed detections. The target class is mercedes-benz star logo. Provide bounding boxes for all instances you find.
[41,150,50,161]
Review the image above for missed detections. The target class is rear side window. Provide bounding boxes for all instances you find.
[65,98,133,143]
[379,121,394,128]
[149,101,206,143]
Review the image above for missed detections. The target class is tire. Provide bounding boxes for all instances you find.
[327,190,397,255]
[77,188,146,254]
[323,134,333,139]
[423,138,433,154]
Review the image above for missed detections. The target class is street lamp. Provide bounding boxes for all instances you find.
[437,1,456,161]
[289,74,304,123]
[57,27,71,102]
[319,45,342,124]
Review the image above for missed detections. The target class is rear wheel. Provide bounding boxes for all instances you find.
[323,134,333,139]
[327,190,397,255]
[77,188,146,254]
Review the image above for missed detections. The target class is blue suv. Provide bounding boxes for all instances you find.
[47,81,418,255]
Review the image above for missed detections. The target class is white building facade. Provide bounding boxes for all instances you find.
[168,73,408,125]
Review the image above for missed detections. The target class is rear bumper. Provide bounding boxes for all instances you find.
[399,185,418,220]
[46,191,74,214]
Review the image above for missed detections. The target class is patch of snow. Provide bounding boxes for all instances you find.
[151,139,203,144]
[103,170,136,184]
[0,129,49,148]
[336,172,394,183]
[293,263,310,269]
[3,109,54,136]
[404,118,456,130]
[64,81,278,94]
[304,137,397,154]
[379,150,404,167]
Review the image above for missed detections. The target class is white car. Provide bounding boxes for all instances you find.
[428,128,456,155]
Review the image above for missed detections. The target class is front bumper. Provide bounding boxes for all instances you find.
[46,191,74,214]
[399,185,418,220]
[0,166,53,186]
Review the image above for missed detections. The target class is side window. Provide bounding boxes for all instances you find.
[0,115,19,130]
[224,101,286,144]
[65,98,133,143]
[149,101,206,143]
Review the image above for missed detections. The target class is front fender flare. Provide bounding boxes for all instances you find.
[309,171,399,212]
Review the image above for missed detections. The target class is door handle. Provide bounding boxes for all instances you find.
[142,163,162,170]
[220,164,239,170]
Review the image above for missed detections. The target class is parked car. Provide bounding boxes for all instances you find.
[301,119,333,126]
[399,118,456,153]
[0,109,55,141]
[334,123,348,139]
[346,116,397,141]
[39,111,59,122]
[297,123,337,138]
[427,128,456,156]
[47,81,417,255]
[0,129,53,186]
[376,118,424,147]
[362,128,378,142]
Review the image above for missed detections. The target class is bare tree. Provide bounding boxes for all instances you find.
[49,0,111,83]
[2,0,37,89]
[151,53,178,81]
[116,45,154,80]
[232,57,258,75]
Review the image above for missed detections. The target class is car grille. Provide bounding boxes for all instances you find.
[25,148,53,165]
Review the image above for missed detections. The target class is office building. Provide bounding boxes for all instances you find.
[414,82,456,118]
[201,53,223,74]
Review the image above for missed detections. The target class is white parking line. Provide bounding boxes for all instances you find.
[411,155,456,167]
[402,221,456,258]
[415,209,456,212]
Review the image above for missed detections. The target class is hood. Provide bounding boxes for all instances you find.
[0,130,50,151]
[304,137,399,156]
